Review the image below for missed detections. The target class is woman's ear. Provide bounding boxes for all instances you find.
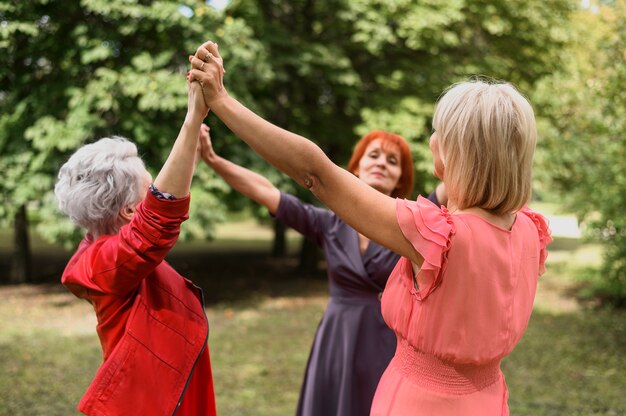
[118,204,136,224]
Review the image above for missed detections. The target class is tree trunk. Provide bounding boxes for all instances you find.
[10,204,31,284]
[272,219,287,257]
[298,237,320,274]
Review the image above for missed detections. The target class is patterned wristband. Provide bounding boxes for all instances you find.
[149,184,177,201]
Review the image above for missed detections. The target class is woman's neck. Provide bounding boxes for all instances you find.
[447,200,516,230]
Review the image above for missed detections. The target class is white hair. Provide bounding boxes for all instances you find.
[55,136,147,236]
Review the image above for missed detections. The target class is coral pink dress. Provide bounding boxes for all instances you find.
[370,196,552,416]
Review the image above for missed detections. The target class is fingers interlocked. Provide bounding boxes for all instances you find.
[188,40,226,107]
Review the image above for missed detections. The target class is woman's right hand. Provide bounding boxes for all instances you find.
[189,41,227,107]
[198,123,217,164]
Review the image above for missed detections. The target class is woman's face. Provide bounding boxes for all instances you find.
[114,168,153,232]
[429,132,445,180]
[355,139,402,196]
[127,169,153,218]
[140,169,153,197]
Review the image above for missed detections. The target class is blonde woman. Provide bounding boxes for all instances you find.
[191,42,552,415]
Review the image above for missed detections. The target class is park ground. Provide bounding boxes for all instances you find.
[0,209,624,415]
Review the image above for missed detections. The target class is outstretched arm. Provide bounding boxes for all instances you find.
[199,124,281,214]
[189,42,422,265]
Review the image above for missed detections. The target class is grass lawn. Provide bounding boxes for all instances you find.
[0,219,624,415]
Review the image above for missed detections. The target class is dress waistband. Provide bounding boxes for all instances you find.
[393,338,502,395]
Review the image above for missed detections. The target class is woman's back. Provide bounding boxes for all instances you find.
[371,196,551,415]
[384,196,550,362]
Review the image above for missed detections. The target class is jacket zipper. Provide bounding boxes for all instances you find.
[172,284,210,415]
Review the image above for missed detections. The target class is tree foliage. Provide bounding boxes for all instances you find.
[8,0,613,283]
[213,0,572,267]
[534,0,626,303]
[0,0,236,249]
[222,0,572,196]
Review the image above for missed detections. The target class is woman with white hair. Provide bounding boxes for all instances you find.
[190,41,552,415]
[55,60,217,415]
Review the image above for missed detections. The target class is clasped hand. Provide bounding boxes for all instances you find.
[188,41,227,109]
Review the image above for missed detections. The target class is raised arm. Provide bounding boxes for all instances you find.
[152,63,209,198]
[199,124,281,214]
[189,42,422,266]
[62,74,210,298]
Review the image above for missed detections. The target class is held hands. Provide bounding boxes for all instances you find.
[188,41,226,108]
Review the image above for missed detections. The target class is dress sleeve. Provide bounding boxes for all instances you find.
[396,195,455,300]
[274,192,331,246]
[519,208,553,276]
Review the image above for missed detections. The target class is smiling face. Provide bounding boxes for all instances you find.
[354,139,403,196]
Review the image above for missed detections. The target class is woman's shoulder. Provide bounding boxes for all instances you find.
[393,196,455,300]
[516,207,552,244]
[278,192,333,218]
[396,195,454,244]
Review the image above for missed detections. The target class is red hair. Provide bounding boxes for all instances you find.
[347,130,414,198]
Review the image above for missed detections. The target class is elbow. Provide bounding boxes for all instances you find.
[301,173,317,191]
[298,172,325,204]
[296,143,327,193]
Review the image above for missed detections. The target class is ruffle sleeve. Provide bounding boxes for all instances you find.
[519,208,553,276]
[396,196,455,300]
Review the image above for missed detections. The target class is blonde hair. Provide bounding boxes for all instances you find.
[433,80,537,215]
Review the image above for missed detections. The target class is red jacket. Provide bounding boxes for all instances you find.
[62,192,216,416]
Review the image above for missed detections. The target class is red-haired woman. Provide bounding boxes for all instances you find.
[199,125,414,416]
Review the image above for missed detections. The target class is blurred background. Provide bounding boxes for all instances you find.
[0,0,624,415]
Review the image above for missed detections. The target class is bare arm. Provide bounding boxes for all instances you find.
[189,43,422,265]
[199,124,281,214]
[153,56,209,198]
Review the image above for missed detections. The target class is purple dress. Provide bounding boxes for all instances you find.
[275,193,399,416]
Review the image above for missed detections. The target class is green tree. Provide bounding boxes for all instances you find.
[220,0,572,266]
[534,0,626,304]
[0,0,237,282]
[0,0,578,280]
